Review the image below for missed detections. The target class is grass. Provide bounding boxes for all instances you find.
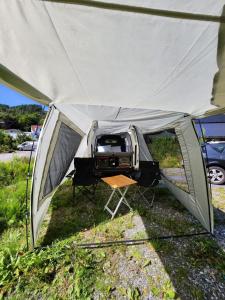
[147,137,182,168]
[0,159,225,298]
[0,157,32,187]
[0,157,31,235]
[0,180,27,232]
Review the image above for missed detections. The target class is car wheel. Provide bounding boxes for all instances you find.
[207,166,225,185]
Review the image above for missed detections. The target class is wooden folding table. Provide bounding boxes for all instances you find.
[101,175,137,219]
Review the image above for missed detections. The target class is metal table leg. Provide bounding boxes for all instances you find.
[104,186,132,219]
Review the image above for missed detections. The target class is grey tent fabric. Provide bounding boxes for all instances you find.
[135,126,153,162]
[166,117,213,232]
[43,123,82,199]
[0,0,224,245]
[0,1,225,114]
[30,107,85,245]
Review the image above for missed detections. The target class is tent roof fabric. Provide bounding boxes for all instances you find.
[0,0,224,116]
[55,103,185,133]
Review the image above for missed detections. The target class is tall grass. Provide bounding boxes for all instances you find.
[148,137,182,168]
[0,157,32,187]
[0,180,27,230]
[0,157,32,235]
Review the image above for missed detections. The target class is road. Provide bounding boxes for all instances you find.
[0,151,36,162]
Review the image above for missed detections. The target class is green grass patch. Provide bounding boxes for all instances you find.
[0,240,104,299]
[147,137,182,168]
[0,157,32,187]
[0,160,225,299]
[0,180,27,231]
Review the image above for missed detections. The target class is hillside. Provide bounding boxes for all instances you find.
[0,104,46,131]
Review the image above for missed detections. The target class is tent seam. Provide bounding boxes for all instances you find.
[41,1,93,103]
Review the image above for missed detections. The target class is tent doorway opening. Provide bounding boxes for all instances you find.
[31,106,213,247]
[38,177,209,249]
[35,120,210,248]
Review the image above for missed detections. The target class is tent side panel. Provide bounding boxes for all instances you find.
[31,106,59,246]
[165,117,213,232]
[42,123,81,201]
[31,109,83,246]
[135,126,153,161]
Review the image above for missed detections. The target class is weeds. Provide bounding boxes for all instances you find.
[0,180,27,230]
[0,159,225,299]
[147,137,182,168]
[0,241,102,299]
[0,157,32,187]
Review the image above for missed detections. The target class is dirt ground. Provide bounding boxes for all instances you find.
[37,181,225,300]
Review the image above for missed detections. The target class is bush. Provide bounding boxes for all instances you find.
[0,130,16,152]
[0,181,27,230]
[148,137,182,168]
[0,158,32,231]
[0,130,34,153]
[16,133,33,145]
[0,157,31,188]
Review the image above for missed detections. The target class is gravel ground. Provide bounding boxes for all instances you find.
[1,148,224,298]
[91,185,225,299]
[39,180,225,299]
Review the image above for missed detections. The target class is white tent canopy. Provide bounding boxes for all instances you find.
[0,0,225,245]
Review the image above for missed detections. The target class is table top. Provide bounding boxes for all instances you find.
[101,174,137,189]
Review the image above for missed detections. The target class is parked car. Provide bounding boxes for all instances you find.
[202,142,225,185]
[17,141,38,151]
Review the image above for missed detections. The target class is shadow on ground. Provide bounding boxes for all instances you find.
[38,180,225,299]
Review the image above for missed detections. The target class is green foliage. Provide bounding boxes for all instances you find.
[0,130,16,152]
[0,104,46,152]
[0,157,31,187]
[0,242,102,299]
[0,130,34,153]
[16,133,33,145]
[126,287,141,300]
[0,158,32,232]
[0,159,224,299]
[0,104,46,131]
[148,136,182,168]
[188,238,225,271]
[0,180,27,230]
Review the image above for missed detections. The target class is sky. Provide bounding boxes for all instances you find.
[0,83,39,106]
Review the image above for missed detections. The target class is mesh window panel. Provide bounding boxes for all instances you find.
[43,123,81,197]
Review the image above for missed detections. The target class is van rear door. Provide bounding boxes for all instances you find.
[128,126,139,170]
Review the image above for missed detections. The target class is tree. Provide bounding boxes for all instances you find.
[0,130,15,152]
[0,104,46,131]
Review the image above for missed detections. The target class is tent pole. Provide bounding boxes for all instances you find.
[34,231,210,251]
[74,231,210,249]
[24,105,45,251]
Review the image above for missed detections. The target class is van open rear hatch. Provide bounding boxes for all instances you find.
[94,133,133,176]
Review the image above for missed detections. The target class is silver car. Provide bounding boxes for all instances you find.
[17,141,38,151]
